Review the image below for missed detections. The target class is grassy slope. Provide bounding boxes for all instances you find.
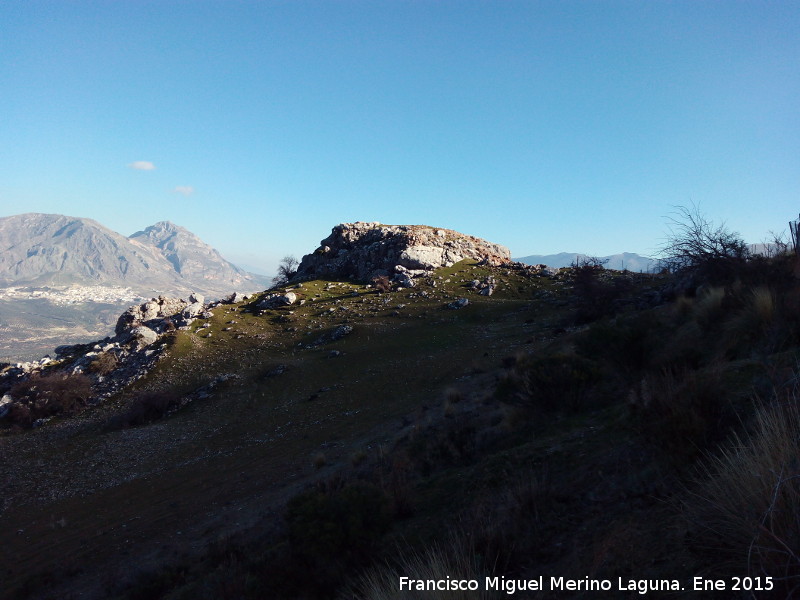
[5,259,784,599]
[0,262,573,598]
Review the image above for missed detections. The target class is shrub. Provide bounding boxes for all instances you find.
[692,286,727,329]
[312,452,326,469]
[88,352,119,375]
[453,469,558,574]
[686,395,800,594]
[568,257,639,323]
[109,390,180,429]
[628,367,740,463]
[371,274,392,293]
[653,320,708,370]
[718,286,779,358]
[8,372,93,425]
[272,255,299,287]
[575,311,665,375]
[286,480,390,593]
[6,403,33,428]
[570,258,612,323]
[497,354,603,412]
[407,413,479,472]
[659,204,750,283]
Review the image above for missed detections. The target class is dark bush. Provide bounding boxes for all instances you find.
[6,403,33,428]
[88,352,119,375]
[628,367,742,464]
[575,311,666,375]
[287,480,390,563]
[407,414,479,473]
[8,372,93,426]
[659,204,750,284]
[272,255,299,287]
[686,396,800,595]
[285,480,390,595]
[371,274,392,293]
[569,257,636,323]
[497,354,603,412]
[109,390,180,429]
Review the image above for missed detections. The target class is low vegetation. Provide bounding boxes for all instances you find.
[3,209,800,599]
[6,371,92,428]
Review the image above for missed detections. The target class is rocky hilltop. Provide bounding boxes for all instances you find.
[295,222,511,281]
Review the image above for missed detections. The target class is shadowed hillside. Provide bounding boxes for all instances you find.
[1,218,799,599]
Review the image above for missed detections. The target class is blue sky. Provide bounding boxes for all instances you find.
[1,1,798,275]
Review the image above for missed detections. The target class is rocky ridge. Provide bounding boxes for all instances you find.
[0,291,250,426]
[295,222,511,282]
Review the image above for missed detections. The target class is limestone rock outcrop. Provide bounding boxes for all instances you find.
[295,222,510,281]
[115,296,190,335]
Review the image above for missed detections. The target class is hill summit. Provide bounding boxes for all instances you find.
[296,222,511,281]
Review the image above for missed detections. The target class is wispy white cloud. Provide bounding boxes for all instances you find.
[173,186,194,196]
[128,161,156,171]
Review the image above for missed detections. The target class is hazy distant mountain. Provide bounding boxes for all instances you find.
[0,214,269,359]
[129,220,257,291]
[0,213,267,295]
[748,242,788,257]
[515,252,657,272]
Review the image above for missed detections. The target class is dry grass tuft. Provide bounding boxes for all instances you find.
[692,286,726,327]
[349,545,498,600]
[686,395,800,594]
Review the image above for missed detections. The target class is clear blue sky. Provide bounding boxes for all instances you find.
[1,1,798,275]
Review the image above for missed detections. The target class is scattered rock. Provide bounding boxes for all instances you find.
[331,325,354,340]
[0,394,13,419]
[223,292,248,304]
[115,296,190,335]
[130,326,159,349]
[447,298,470,309]
[183,302,204,318]
[258,292,297,309]
[264,365,287,377]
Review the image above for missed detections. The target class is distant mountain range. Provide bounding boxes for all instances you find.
[0,213,270,360]
[0,213,269,295]
[514,252,657,272]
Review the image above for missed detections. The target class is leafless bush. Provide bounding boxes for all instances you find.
[272,255,299,287]
[659,204,749,282]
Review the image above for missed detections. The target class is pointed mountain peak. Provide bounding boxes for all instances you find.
[130,221,184,239]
